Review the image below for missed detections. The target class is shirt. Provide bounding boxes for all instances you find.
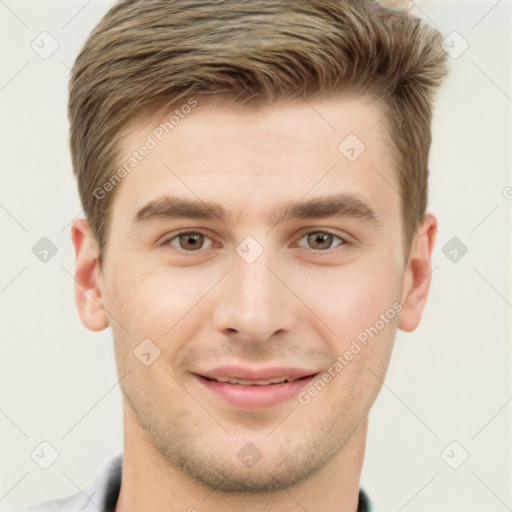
[11,454,373,511]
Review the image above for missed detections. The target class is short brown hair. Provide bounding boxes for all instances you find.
[68,0,448,259]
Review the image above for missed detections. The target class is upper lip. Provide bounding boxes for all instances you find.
[195,365,319,381]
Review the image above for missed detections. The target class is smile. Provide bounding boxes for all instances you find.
[193,372,319,408]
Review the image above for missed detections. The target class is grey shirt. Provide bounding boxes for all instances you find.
[10,454,372,511]
[10,455,122,512]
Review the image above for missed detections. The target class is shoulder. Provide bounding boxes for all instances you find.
[2,490,87,512]
[2,454,123,512]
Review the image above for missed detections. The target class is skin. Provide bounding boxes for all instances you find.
[72,95,436,512]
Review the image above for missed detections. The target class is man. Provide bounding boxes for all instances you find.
[16,0,448,510]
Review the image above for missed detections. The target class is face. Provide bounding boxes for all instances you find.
[73,94,435,494]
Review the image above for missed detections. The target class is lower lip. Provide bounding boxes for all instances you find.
[194,374,318,408]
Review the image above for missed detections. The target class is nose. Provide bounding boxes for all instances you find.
[212,245,296,343]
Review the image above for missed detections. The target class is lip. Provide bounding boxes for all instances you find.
[193,366,319,408]
[197,365,318,381]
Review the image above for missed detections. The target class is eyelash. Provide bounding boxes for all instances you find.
[159,229,349,254]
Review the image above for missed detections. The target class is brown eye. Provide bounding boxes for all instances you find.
[163,231,213,252]
[178,233,204,251]
[298,231,344,251]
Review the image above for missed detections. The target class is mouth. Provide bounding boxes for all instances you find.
[198,374,316,385]
[193,371,319,408]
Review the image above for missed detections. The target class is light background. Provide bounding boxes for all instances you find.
[0,1,511,511]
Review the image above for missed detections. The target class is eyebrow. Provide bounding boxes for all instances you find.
[133,193,379,227]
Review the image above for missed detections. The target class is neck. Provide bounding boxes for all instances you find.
[116,400,368,512]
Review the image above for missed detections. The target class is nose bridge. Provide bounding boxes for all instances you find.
[212,243,295,340]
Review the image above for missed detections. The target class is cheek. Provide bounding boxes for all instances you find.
[105,262,216,344]
[296,265,400,418]
[303,261,402,345]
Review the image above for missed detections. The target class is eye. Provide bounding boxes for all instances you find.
[161,231,214,252]
[297,231,346,251]
[160,229,348,253]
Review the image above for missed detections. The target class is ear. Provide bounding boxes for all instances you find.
[398,214,437,332]
[71,218,109,331]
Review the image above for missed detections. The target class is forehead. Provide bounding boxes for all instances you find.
[111,95,399,227]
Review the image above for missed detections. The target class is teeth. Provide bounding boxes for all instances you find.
[215,376,300,386]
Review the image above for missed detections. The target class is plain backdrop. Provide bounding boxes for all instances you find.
[1,1,511,511]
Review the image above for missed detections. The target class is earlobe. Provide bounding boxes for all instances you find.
[71,218,109,332]
[398,214,437,332]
